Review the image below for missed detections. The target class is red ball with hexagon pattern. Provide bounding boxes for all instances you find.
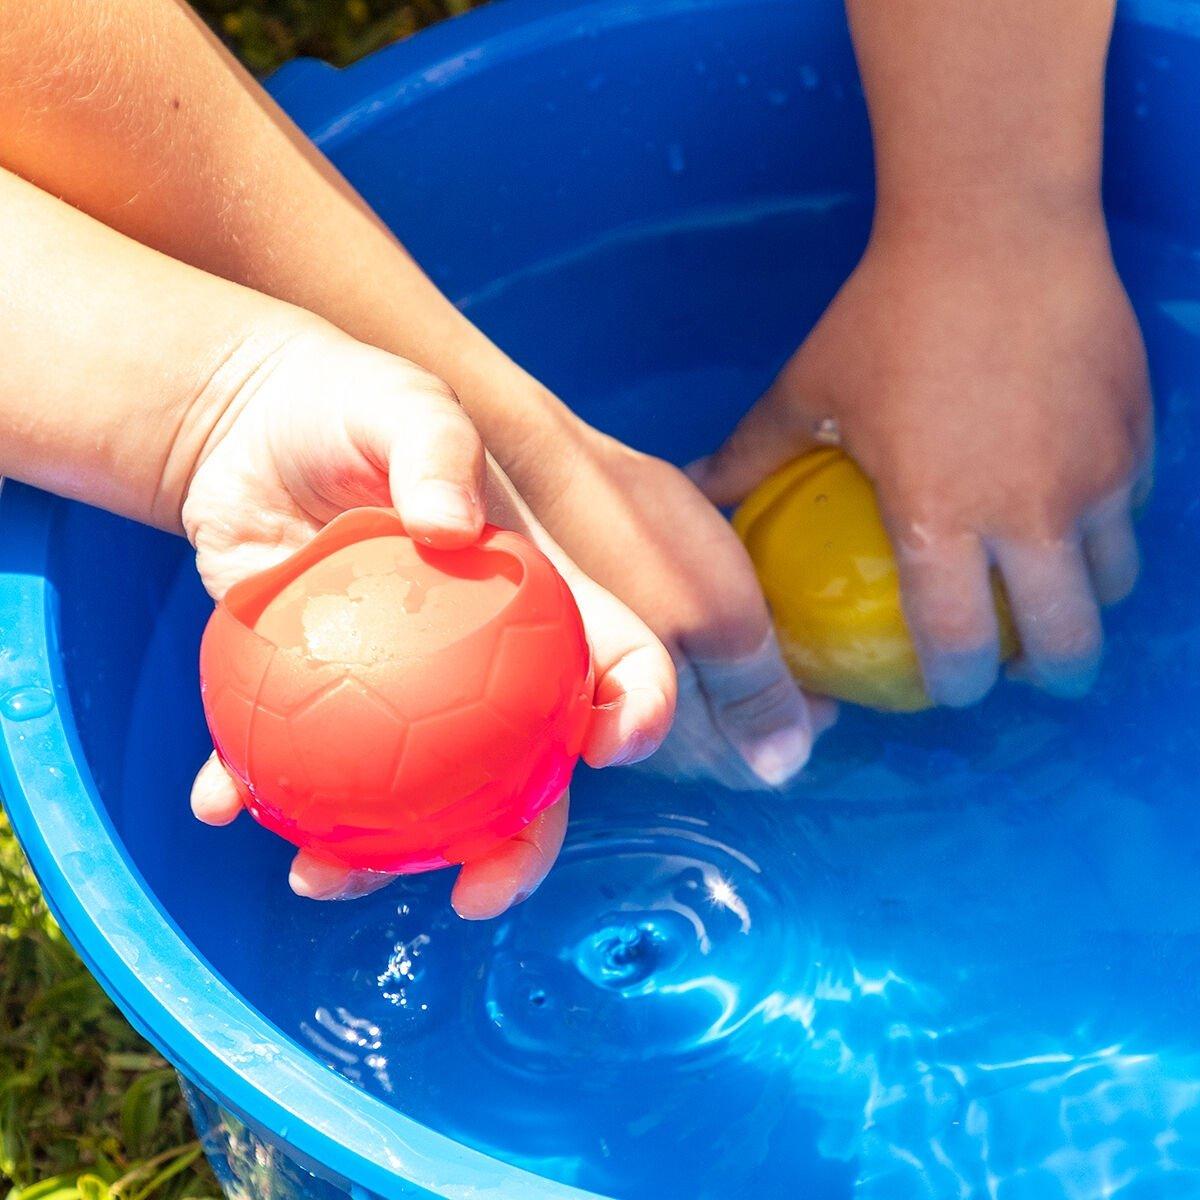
[198,508,593,874]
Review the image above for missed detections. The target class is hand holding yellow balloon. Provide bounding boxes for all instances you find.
[733,449,1017,711]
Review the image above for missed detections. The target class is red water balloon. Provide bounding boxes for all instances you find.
[199,508,593,874]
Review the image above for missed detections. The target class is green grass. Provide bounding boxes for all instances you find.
[0,812,216,1199]
[0,5,477,1196]
[194,0,485,75]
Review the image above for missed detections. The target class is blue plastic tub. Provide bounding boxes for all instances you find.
[3,1,1200,1196]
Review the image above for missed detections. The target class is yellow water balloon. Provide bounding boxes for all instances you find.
[733,448,1016,712]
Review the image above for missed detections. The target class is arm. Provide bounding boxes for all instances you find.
[0,164,304,531]
[0,166,674,913]
[0,0,558,469]
[697,0,1151,705]
[849,0,1110,224]
[0,0,821,786]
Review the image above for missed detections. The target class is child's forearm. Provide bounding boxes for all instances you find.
[0,0,558,461]
[0,167,302,529]
[846,0,1115,235]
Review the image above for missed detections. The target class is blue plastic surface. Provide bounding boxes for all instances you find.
[2,0,1199,1196]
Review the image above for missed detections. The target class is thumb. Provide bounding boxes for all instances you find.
[482,460,677,769]
[688,375,823,508]
[339,360,487,549]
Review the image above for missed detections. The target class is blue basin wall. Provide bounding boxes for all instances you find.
[1,1,1199,1197]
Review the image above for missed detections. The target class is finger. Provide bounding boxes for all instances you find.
[1131,463,1154,513]
[483,459,676,767]
[1083,502,1140,606]
[573,576,677,768]
[688,380,819,508]
[646,660,760,789]
[805,692,840,737]
[288,850,398,901]
[892,529,1001,708]
[648,665,837,793]
[371,381,486,548]
[452,794,570,921]
[992,538,1103,699]
[691,630,816,787]
[1129,401,1155,511]
[586,653,676,770]
[190,751,245,825]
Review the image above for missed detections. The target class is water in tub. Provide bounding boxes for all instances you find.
[127,196,1200,1197]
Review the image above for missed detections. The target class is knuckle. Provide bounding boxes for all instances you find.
[428,379,465,410]
[917,596,992,653]
[1037,618,1100,664]
[415,376,466,416]
[714,674,802,732]
[398,366,466,418]
[1024,595,1101,662]
[416,399,480,448]
[678,592,770,661]
[718,413,772,468]
[1092,446,1138,500]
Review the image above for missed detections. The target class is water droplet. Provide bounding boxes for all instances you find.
[1135,102,1150,120]
[799,65,820,91]
[767,88,789,107]
[816,493,829,506]
[735,72,750,89]
[1,686,54,722]
[378,933,430,1006]
[666,142,686,175]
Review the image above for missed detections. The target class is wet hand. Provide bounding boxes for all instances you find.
[182,321,675,916]
[500,415,836,789]
[693,207,1152,706]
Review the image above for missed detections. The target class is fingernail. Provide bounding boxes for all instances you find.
[325,875,373,901]
[611,731,653,768]
[683,457,711,486]
[411,480,476,532]
[742,724,812,787]
[1035,658,1101,700]
[806,695,840,737]
[1006,652,1100,700]
[452,890,510,921]
[588,686,670,769]
[289,860,344,900]
[1004,658,1035,687]
[923,649,999,709]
